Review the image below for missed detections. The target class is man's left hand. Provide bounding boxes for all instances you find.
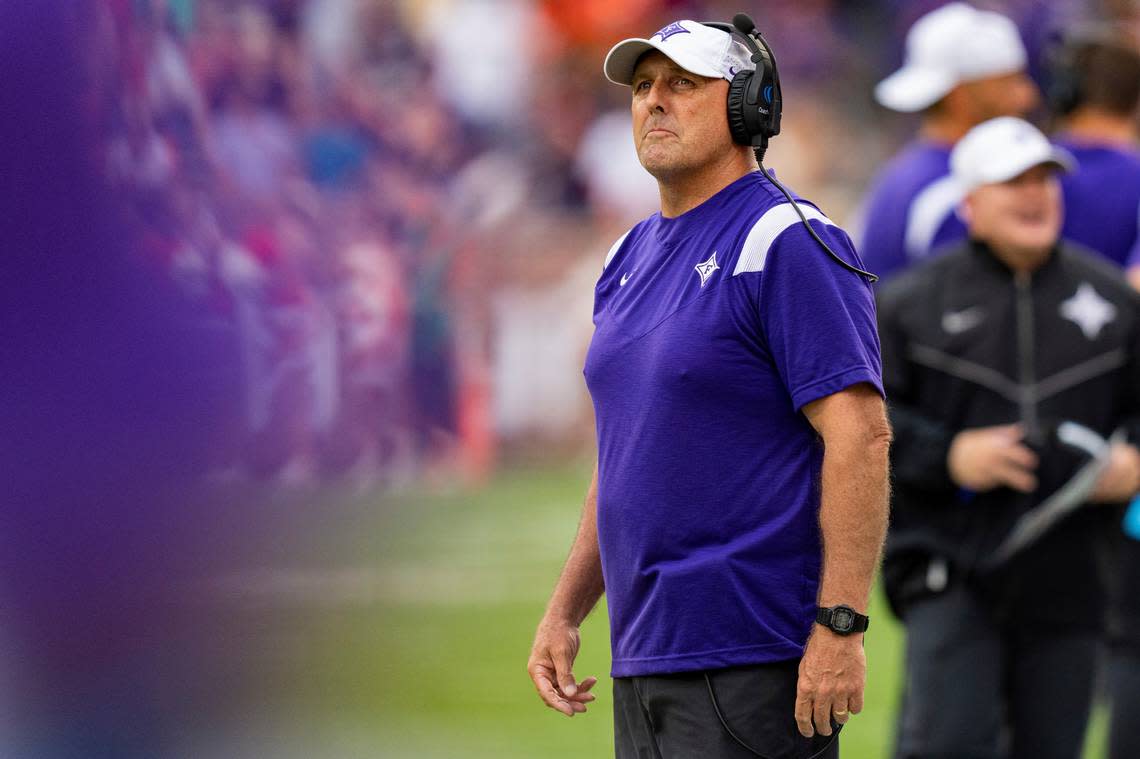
[794,628,866,738]
[1091,443,1140,503]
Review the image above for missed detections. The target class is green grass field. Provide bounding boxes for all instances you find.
[259,461,1107,758]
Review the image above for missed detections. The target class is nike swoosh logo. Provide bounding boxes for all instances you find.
[620,272,632,286]
[942,307,985,335]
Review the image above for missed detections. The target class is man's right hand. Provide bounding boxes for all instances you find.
[527,619,598,717]
[947,424,1039,493]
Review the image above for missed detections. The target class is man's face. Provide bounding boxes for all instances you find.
[959,71,1040,123]
[630,51,734,179]
[963,164,1062,266]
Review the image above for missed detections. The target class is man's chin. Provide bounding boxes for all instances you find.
[637,150,686,178]
[1009,226,1059,254]
[999,238,1054,267]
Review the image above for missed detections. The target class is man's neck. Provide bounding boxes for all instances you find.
[1057,108,1139,148]
[983,239,1052,275]
[918,114,974,145]
[656,152,757,218]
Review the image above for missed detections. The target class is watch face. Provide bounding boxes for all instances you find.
[832,608,855,632]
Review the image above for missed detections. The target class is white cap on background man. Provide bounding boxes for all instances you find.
[950,117,1077,192]
[876,3,1028,113]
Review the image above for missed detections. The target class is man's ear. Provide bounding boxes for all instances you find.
[937,84,968,120]
[956,194,975,225]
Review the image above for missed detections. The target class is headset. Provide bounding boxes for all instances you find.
[1044,33,1086,117]
[1043,25,1140,118]
[701,15,782,155]
[702,14,878,283]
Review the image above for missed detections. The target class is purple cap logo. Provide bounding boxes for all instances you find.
[652,22,690,42]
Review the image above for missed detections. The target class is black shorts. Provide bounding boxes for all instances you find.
[613,659,840,759]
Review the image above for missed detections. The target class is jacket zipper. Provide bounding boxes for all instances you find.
[1014,272,1039,443]
[963,271,1038,579]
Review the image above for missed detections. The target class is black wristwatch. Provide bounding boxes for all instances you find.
[816,605,870,635]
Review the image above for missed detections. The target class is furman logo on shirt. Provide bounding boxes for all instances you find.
[694,251,720,287]
[1061,282,1117,340]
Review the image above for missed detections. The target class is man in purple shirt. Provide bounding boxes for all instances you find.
[1046,35,1140,270]
[1044,33,1140,759]
[526,17,890,758]
[859,3,1038,282]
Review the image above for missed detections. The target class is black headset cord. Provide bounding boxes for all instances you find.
[704,671,841,759]
[755,155,878,284]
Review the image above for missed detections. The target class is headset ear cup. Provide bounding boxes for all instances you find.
[1049,75,1081,115]
[1044,37,1095,117]
[1050,46,1089,116]
[727,71,754,145]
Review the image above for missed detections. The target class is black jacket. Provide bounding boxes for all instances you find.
[877,239,1140,630]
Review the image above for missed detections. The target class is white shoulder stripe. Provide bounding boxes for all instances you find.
[904,174,962,260]
[603,229,632,269]
[733,203,834,275]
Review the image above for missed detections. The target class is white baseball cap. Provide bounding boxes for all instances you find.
[875,3,1027,113]
[603,20,754,86]
[950,117,1077,192]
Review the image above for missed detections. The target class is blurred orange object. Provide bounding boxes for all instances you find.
[539,0,657,51]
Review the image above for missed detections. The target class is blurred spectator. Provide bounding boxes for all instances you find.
[1043,29,1140,759]
[1045,32,1140,267]
[857,3,1039,281]
[878,116,1140,759]
[576,109,661,222]
[423,0,539,133]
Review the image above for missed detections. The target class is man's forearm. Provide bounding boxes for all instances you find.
[817,436,891,610]
[528,468,604,715]
[795,386,889,738]
[806,387,892,611]
[543,468,605,626]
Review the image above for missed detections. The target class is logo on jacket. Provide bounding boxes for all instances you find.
[620,271,633,286]
[694,251,720,288]
[941,306,986,335]
[1060,282,1117,340]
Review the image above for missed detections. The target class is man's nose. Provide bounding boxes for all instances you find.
[643,79,668,112]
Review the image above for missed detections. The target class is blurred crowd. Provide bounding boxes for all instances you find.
[92,0,474,488]
[87,0,1133,489]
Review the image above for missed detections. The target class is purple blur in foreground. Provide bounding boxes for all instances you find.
[0,4,248,755]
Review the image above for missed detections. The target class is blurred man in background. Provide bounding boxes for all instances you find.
[859,3,1038,282]
[1046,33,1140,269]
[528,17,890,758]
[877,116,1140,759]
[1041,36,1140,757]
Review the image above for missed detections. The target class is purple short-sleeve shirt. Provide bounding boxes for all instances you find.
[584,172,883,677]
